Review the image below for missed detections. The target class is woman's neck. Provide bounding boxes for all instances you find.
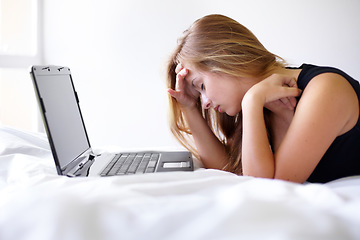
[274,66,302,80]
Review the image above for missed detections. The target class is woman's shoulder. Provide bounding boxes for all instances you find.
[297,67,359,136]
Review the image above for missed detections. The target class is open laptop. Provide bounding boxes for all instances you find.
[30,65,193,177]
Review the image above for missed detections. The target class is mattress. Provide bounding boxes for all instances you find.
[0,125,359,240]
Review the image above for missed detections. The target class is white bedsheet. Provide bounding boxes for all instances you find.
[0,125,359,240]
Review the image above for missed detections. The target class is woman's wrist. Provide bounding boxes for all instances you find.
[180,103,200,115]
[242,89,265,111]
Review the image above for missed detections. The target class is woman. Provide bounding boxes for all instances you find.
[167,14,360,183]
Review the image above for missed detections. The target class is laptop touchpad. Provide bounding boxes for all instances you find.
[163,162,191,168]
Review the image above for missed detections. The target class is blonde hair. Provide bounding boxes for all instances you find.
[167,14,285,174]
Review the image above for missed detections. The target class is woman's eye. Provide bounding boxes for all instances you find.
[200,84,205,91]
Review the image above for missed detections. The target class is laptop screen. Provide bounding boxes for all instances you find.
[31,66,90,172]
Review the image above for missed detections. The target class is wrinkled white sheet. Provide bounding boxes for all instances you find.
[0,126,359,240]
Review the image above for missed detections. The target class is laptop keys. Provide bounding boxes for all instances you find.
[100,153,159,176]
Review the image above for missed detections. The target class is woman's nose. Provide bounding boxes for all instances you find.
[201,93,211,109]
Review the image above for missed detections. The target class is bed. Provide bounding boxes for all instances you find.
[0,125,359,240]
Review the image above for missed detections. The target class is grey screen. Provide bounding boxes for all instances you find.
[35,71,90,169]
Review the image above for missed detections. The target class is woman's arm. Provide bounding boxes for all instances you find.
[241,74,300,178]
[181,106,229,170]
[241,73,358,183]
[168,65,228,170]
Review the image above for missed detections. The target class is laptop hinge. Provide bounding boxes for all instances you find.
[66,154,96,177]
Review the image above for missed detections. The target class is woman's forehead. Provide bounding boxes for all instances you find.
[182,63,205,77]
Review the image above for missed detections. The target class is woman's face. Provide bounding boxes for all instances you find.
[184,65,255,116]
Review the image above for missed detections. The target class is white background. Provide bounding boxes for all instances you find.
[42,0,360,150]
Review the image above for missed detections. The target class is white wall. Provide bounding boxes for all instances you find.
[43,0,360,150]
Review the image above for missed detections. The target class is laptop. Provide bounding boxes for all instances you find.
[30,65,194,177]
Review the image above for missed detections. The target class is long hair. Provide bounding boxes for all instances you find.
[166,14,285,174]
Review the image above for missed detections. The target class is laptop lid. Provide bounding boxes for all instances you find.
[30,66,92,175]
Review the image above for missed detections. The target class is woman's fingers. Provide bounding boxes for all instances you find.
[175,68,188,91]
[169,66,198,108]
[279,97,297,110]
[175,63,183,74]
[279,97,290,108]
[289,96,298,108]
[167,88,179,99]
[257,74,302,110]
[283,77,302,100]
[283,76,298,88]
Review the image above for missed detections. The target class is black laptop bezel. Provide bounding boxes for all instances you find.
[30,65,93,175]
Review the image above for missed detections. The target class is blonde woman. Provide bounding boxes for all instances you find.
[167,14,360,183]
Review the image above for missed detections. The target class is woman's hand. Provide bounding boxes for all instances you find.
[168,64,199,109]
[241,74,302,179]
[242,74,302,111]
[168,64,230,170]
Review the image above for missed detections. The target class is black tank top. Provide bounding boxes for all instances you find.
[296,64,360,183]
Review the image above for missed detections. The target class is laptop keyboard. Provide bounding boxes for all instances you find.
[100,153,159,176]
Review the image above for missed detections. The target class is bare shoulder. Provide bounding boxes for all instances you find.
[300,72,359,135]
[274,72,359,182]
